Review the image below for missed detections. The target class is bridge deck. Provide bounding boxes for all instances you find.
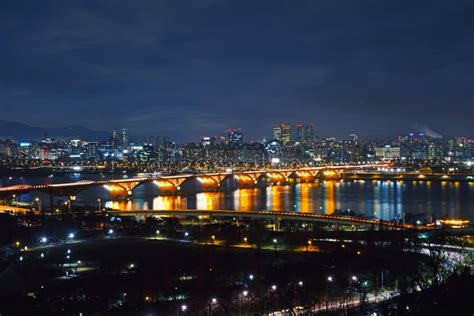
[0,164,391,196]
[107,209,419,230]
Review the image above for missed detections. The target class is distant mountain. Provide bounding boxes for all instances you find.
[0,120,111,141]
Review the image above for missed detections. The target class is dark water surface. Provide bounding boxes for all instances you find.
[2,175,473,221]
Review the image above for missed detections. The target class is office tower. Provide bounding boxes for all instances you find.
[121,128,128,148]
[305,124,314,143]
[296,123,304,143]
[273,123,291,144]
[228,128,243,145]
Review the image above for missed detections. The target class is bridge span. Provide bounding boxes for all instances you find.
[0,163,388,198]
[107,209,420,230]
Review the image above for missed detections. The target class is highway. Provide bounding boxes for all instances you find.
[107,209,420,230]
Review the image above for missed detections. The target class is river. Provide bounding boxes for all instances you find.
[2,175,473,221]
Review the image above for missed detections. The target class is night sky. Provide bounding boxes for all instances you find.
[1,0,473,141]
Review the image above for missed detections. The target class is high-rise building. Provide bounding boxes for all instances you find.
[121,128,129,148]
[111,130,119,149]
[296,123,304,143]
[228,128,243,145]
[273,126,282,141]
[305,124,314,143]
[273,123,291,144]
[281,123,291,144]
[296,123,314,144]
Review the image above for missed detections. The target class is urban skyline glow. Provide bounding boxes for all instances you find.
[1,1,473,140]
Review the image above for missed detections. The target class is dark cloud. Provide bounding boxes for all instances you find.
[0,0,473,141]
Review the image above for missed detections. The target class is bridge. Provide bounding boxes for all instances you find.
[107,209,420,230]
[0,164,388,199]
[343,172,474,183]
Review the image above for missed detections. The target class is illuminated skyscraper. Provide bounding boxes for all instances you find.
[111,130,119,149]
[227,128,243,145]
[305,124,314,143]
[281,123,291,144]
[273,125,282,141]
[296,123,304,143]
[273,123,291,144]
[122,128,129,148]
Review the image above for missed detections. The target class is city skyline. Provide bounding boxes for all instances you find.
[1,2,474,315]
[1,1,474,140]
[0,118,471,143]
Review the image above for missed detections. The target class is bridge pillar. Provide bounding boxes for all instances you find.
[197,175,226,192]
[153,179,185,196]
[104,182,140,198]
[265,172,288,186]
[317,169,342,181]
[294,171,315,183]
[234,174,259,189]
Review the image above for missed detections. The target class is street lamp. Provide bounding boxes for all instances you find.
[208,298,218,316]
[64,200,71,211]
[97,198,102,212]
[273,238,278,250]
[239,290,248,316]
[35,197,41,212]
[177,304,187,315]
[68,233,75,239]
[326,276,333,311]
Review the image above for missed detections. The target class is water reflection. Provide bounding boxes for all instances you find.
[233,188,260,211]
[4,175,474,221]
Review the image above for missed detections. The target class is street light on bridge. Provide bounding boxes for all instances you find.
[35,197,41,212]
[12,194,18,206]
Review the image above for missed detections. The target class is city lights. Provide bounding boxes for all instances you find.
[1,2,473,314]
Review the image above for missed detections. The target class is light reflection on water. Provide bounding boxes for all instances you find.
[104,180,472,221]
[3,175,474,221]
